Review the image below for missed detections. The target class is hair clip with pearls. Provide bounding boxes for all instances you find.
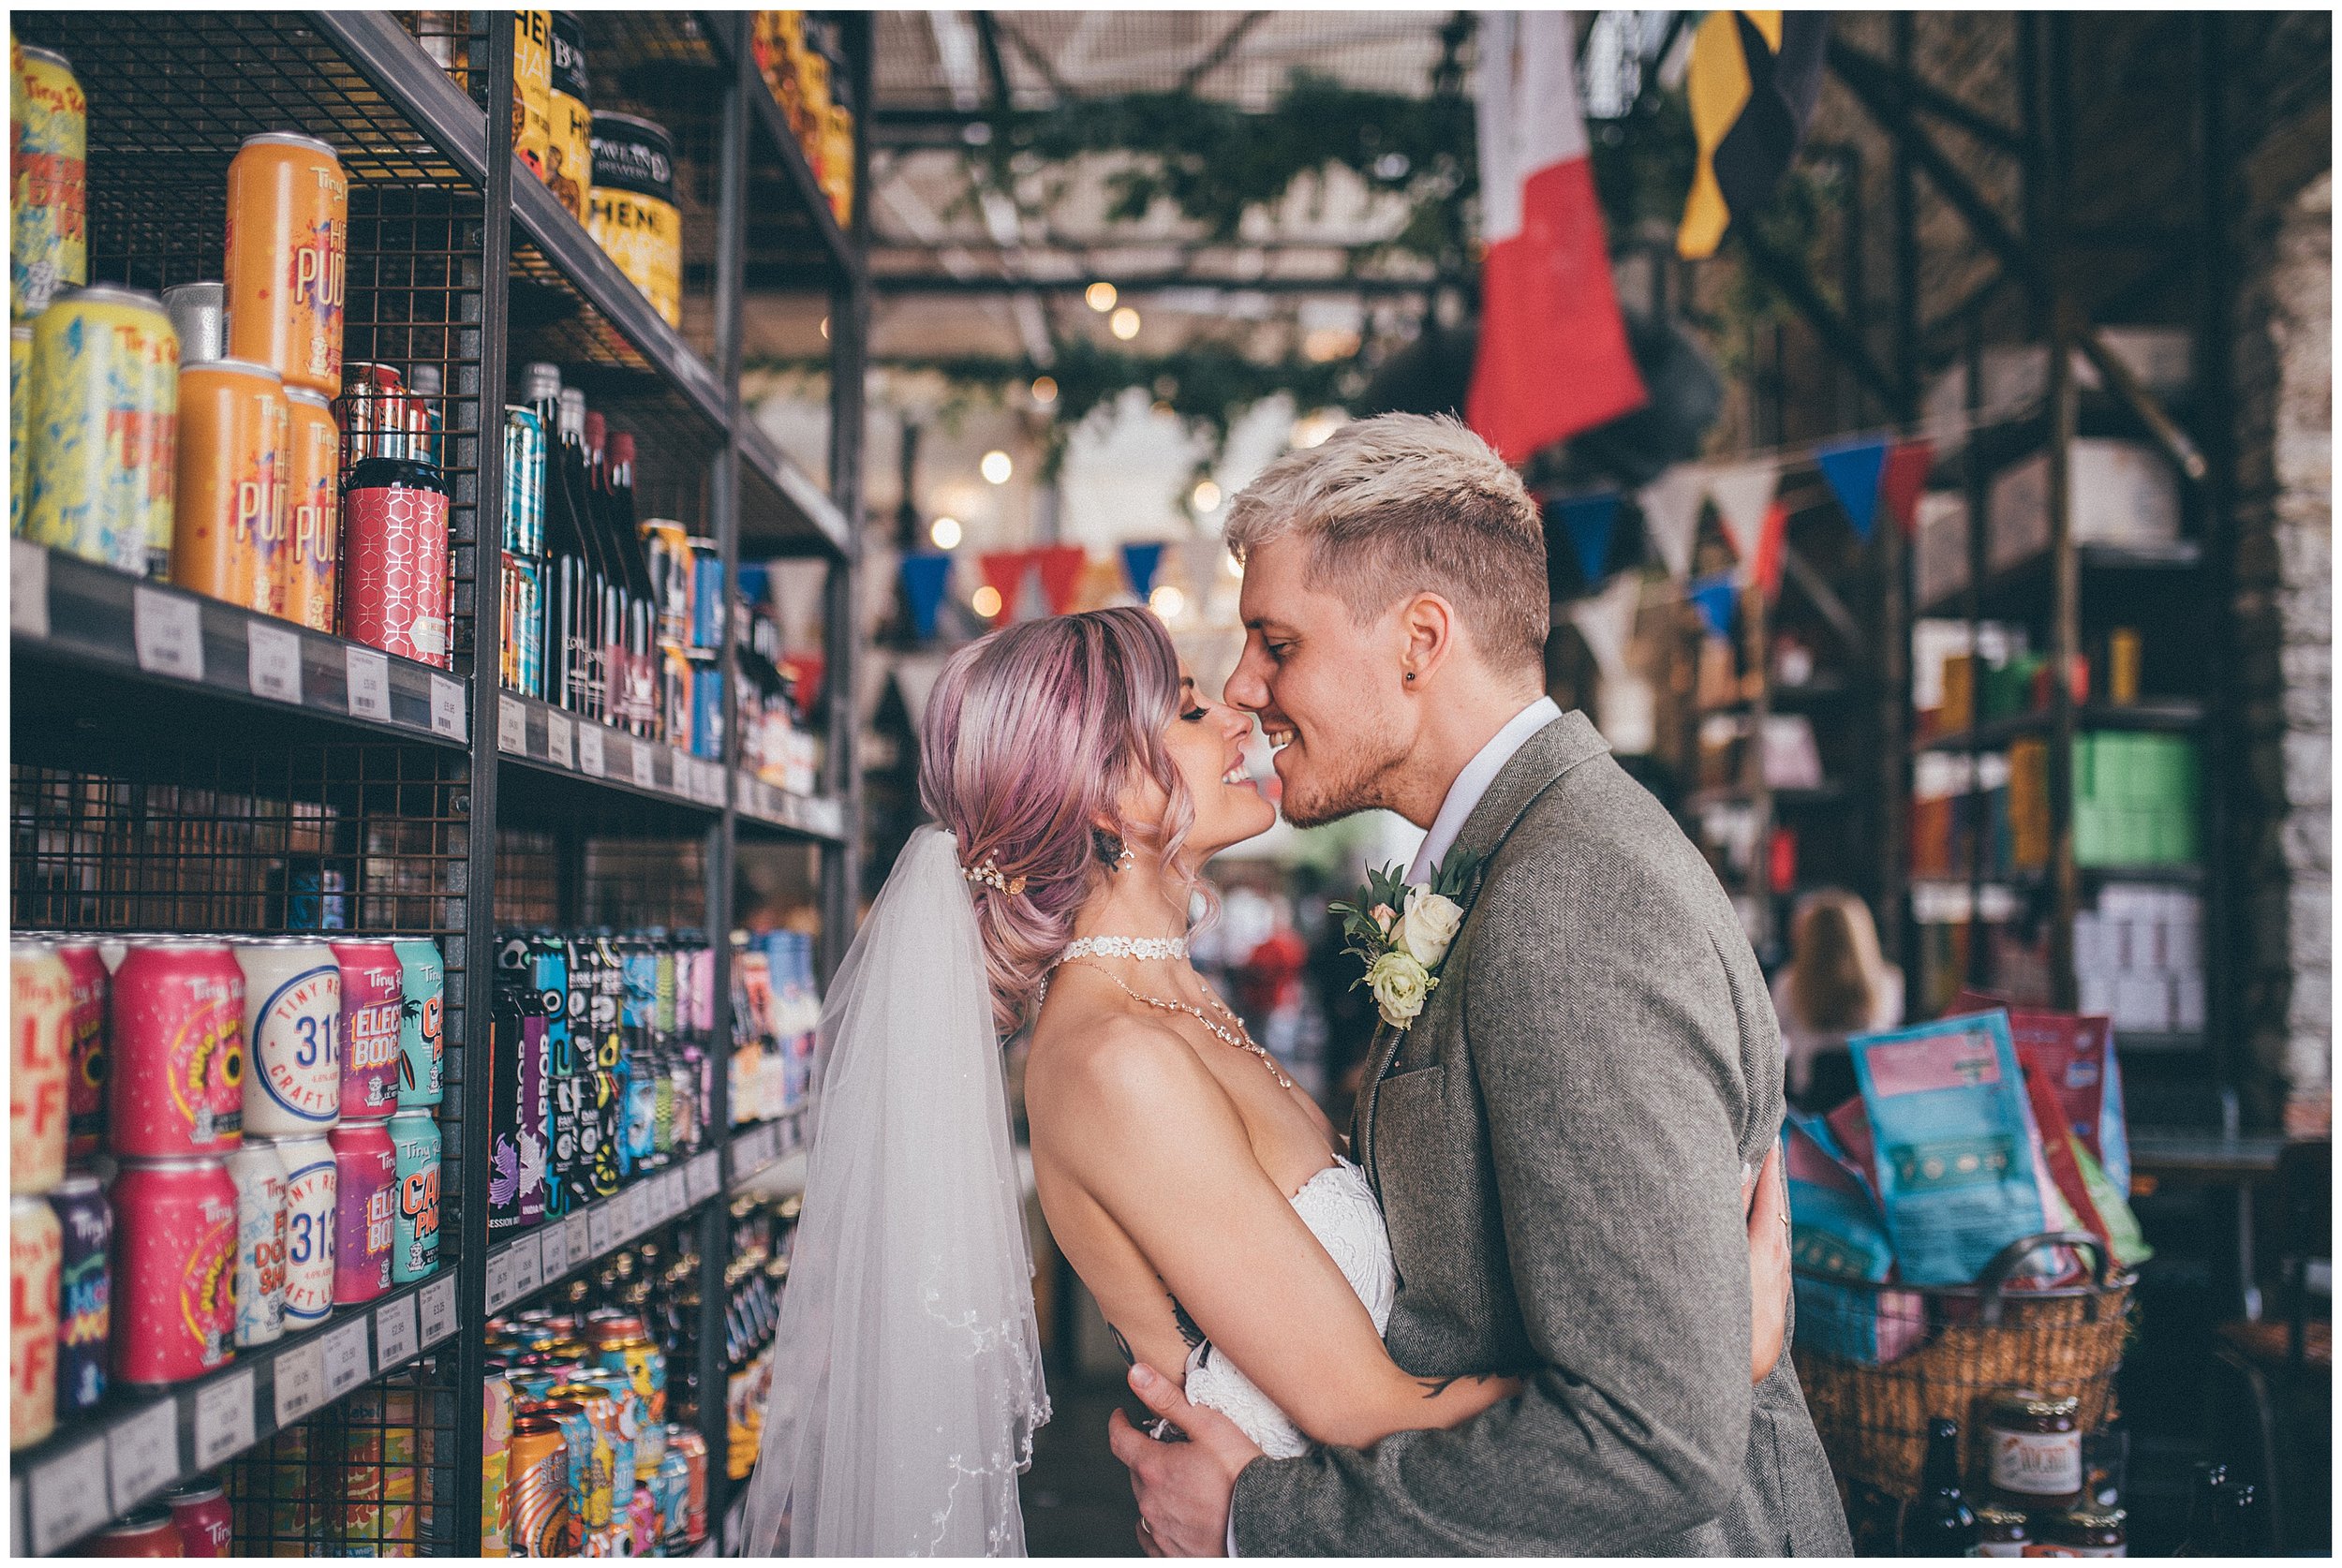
[962,856,1026,896]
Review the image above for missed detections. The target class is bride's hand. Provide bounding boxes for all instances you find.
[1743,1142,1790,1384]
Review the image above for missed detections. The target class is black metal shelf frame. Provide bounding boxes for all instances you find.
[7,8,867,1554]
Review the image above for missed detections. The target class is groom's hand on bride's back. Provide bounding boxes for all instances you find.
[1744,1141,1790,1384]
[1109,1363,1262,1557]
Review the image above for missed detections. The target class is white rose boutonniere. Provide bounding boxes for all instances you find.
[1328,848,1483,1030]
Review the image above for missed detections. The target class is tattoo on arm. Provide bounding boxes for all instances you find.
[1109,1323,1135,1367]
[1416,1372,1494,1399]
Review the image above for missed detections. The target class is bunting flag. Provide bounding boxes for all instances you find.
[900,553,952,642]
[1689,570,1741,640]
[1637,465,1709,581]
[1814,435,1890,540]
[1553,490,1623,588]
[1752,500,1790,598]
[1565,570,1642,678]
[1705,458,1780,569]
[1678,11,1832,260]
[1466,10,1648,461]
[1880,438,1936,537]
[1119,541,1165,599]
[1034,544,1087,616]
[977,551,1035,622]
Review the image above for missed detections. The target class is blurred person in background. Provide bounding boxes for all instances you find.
[1774,889,1904,1110]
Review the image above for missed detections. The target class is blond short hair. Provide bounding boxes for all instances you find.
[1223,413,1549,673]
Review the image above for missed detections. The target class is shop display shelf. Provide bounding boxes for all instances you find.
[1916,538,2204,619]
[739,419,853,555]
[495,691,731,813]
[11,543,469,751]
[1685,781,1846,814]
[734,773,850,841]
[728,1109,811,1191]
[701,13,865,290]
[482,1150,726,1316]
[9,1271,460,1556]
[1913,697,2207,754]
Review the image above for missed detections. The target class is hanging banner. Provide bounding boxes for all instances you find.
[1705,458,1779,567]
[1552,490,1623,589]
[1637,466,1708,582]
[1752,500,1790,599]
[1815,436,1890,540]
[1119,541,1165,599]
[1035,544,1088,616]
[1566,570,1642,679]
[977,550,1035,622]
[1689,570,1739,640]
[1881,437,1936,537]
[900,552,952,642]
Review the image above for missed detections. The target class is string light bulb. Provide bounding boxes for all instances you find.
[929,515,962,549]
[1149,585,1186,620]
[1110,306,1142,341]
[1192,480,1223,512]
[1085,281,1118,313]
[972,584,1003,618]
[980,451,1014,484]
[1030,376,1059,406]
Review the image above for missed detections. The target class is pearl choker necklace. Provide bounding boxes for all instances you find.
[1056,935,1187,964]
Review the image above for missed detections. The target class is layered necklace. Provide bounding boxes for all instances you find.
[1051,939,1296,1091]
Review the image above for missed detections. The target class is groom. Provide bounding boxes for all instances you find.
[1109,413,1850,1555]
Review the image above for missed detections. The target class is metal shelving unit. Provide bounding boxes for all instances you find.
[8,9,865,1555]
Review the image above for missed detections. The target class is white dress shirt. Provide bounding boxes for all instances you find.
[1226,696,1560,1556]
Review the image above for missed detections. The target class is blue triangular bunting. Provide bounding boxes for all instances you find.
[1554,490,1623,588]
[1814,436,1890,541]
[1689,570,1739,640]
[1120,541,1165,599]
[901,553,952,641]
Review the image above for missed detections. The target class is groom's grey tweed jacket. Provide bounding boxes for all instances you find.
[1230,710,1851,1556]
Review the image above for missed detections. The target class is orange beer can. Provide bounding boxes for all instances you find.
[172,360,289,615]
[281,388,342,631]
[225,131,348,397]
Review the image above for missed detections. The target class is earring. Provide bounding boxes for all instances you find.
[1117,845,1137,873]
[1093,827,1129,871]
[1404,670,1416,682]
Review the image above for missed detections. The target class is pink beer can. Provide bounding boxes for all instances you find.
[10,942,72,1193]
[53,939,109,1161]
[112,1156,238,1385]
[330,939,403,1121]
[165,1476,236,1556]
[236,937,341,1133]
[329,1118,395,1306]
[266,1132,336,1327]
[111,939,245,1158]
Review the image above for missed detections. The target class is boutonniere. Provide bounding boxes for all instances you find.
[1328,848,1482,1030]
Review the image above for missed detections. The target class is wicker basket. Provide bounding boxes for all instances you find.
[1792,1232,2134,1498]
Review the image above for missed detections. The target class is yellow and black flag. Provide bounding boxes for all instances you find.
[1678,11,1831,259]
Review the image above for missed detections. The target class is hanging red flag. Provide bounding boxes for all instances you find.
[977,551,1035,621]
[1465,12,1648,464]
[1880,438,1936,537]
[1034,544,1088,616]
[1753,499,1790,599]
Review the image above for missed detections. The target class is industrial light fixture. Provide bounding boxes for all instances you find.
[1109,306,1142,341]
[929,515,963,549]
[980,451,1014,484]
[1085,281,1118,313]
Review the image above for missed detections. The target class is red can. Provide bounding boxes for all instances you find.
[332,361,405,474]
[329,1118,395,1306]
[54,939,108,1161]
[112,1157,238,1385]
[164,1476,234,1556]
[90,1504,185,1556]
[329,939,404,1121]
[111,939,245,1159]
[339,455,451,669]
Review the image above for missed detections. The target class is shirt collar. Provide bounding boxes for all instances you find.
[1407,697,1563,883]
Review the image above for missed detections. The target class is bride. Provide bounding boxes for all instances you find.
[741,605,1786,1556]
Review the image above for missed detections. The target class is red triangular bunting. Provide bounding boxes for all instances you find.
[1753,500,1790,599]
[1034,544,1087,616]
[1881,439,1936,538]
[977,551,1035,620]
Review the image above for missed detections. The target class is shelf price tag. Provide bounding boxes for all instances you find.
[499,696,527,753]
[689,1152,718,1203]
[545,711,573,769]
[588,1204,615,1255]
[430,673,466,738]
[632,743,659,790]
[321,1319,371,1399]
[566,1214,590,1268]
[193,1369,257,1472]
[627,1187,650,1235]
[274,1339,326,1427]
[510,1234,542,1298]
[246,621,304,704]
[29,1434,111,1555]
[485,1249,516,1312]
[10,540,50,639]
[132,586,203,680]
[107,1399,181,1514]
[345,646,391,720]
[538,1230,566,1283]
[577,722,606,777]
[419,1276,457,1348]
[375,1294,420,1368]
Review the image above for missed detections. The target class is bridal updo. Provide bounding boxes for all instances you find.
[920,605,1202,1033]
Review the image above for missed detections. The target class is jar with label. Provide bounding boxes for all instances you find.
[2032,1508,2125,1557]
[1985,1390,2083,1510]
[1976,1504,2030,1557]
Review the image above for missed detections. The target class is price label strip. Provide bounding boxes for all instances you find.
[107,1398,182,1515]
[430,673,466,738]
[588,1204,615,1256]
[577,722,605,777]
[30,1434,111,1555]
[345,645,391,721]
[193,1368,258,1472]
[485,1249,516,1313]
[321,1319,372,1399]
[539,1229,567,1283]
[498,695,527,753]
[11,539,51,639]
[274,1339,326,1427]
[246,621,304,704]
[375,1294,421,1369]
[419,1276,457,1348]
[567,1214,591,1268]
[545,710,573,770]
[510,1235,542,1298]
[132,585,204,681]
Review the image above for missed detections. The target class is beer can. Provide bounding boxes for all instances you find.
[227,1138,289,1346]
[9,1193,61,1449]
[236,937,340,1134]
[502,404,545,555]
[24,283,180,578]
[330,939,404,1120]
[513,11,555,182]
[660,644,693,755]
[172,357,289,614]
[527,936,578,1220]
[586,937,625,1199]
[89,1505,184,1556]
[408,361,444,469]
[11,941,72,1193]
[340,454,452,668]
[393,938,445,1107]
[507,1413,574,1558]
[225,131,348,396]
[329,1117,395,1305]
[628,1479,659,1555]
[689,660,724,762]
[111,1156,237,1385]
[163,1476,236,1557]
[268,1132,336,1327]
[641,519,691,646]
[688,538,722,650]
[575,1368,642,1503]
[387,1108,440,1283]
[53,938,108,1161]
[482,1372,516,1556]
[547,13,592,222]
[504,551,546,700]
[161,281,229,366]
[12,322,34,537]
[334,361,406,473]
[488,963,529,1236]
[344,1383,422,1550]
[669,1425,707,1543]
[10,44,86,318]
[542,1385,614,1534]
[586,114,683,328]
[50,1169,111,1417]
[111,939,245,1157]
[655,1444,691,1550]
[261,1422,311,1548]
[281,387,342,632]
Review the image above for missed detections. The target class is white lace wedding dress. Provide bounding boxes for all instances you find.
[1179,1156,1398,1458]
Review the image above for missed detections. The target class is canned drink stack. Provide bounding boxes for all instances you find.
[225,131,348,396]
[11,44,88,318]
[330,938,405,1120]
[393,937,445,1107]
[228,1138,289,1347]
[237,937,341,1133]
[111,1155,238,1385]
[50,1169,111,1417]
[387,1107,441,1283]
[11,942,72,1193]
[330,1117,396,1306]
[9,1194,62,1448]
[269,1132,337,1327]
[281,386,343,632]
[22,284,180,578]
[111,938,245,1158]
[52,937,108,1161]
[170,356,289,615]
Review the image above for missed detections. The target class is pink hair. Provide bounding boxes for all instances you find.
[920,606,1206,1033]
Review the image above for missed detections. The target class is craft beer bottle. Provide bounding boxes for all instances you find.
[1902,1419,1979,1556]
